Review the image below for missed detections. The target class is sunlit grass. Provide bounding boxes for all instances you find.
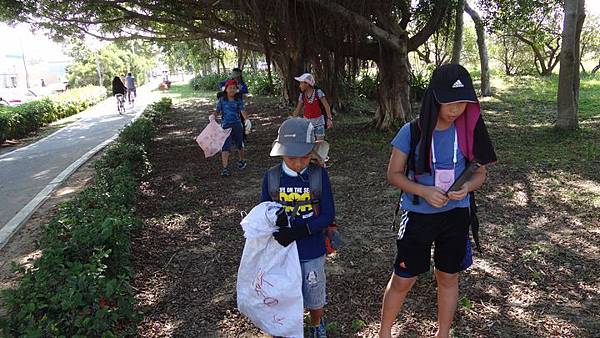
[157,84,214,103]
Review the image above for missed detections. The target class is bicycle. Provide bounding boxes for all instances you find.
[115,94,125,114]
[127,87,136,107]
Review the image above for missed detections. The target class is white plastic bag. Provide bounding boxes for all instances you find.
[195,115,231,158]
[237,202,303,338]
[244,118,252,135]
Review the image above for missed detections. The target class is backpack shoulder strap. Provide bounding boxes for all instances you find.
[393,118,421,230]
[407,118,420,171]
[308,163,323,216]
[267,164,281,202]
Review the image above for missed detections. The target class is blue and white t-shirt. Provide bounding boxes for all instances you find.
[216,98,244,129]
[391,122,470,214]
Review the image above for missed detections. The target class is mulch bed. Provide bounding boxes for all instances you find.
[132,96,599,337]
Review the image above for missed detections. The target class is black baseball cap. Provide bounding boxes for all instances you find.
[429,64,478,104]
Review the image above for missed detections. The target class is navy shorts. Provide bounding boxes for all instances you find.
[222,122,244,151]
[394,207,473,278]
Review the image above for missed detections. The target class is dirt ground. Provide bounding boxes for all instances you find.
[131,96,599,337]
[0,150,103,316]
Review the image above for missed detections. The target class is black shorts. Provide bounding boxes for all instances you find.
[394,207,473,278]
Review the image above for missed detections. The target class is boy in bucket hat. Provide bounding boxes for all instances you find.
[292,73,333,141]
[260,118,335,338]
[379,64,497,338]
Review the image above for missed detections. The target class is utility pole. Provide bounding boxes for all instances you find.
[19,40,31,89]
[95,52,102,87]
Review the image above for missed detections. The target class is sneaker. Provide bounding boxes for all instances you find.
[238,160,247,170]
[221,168,230,177]
[308,318,327,338]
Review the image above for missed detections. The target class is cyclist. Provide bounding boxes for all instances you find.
[112,76,127,114]
[125,72,137,104]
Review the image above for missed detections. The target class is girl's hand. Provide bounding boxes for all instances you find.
[447,183,470,201]
[422,186,449,208]
[326,118,333,129]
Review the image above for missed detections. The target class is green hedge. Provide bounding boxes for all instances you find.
[190,70,282,96]
[0,86,107,145]
[0,98,172,337]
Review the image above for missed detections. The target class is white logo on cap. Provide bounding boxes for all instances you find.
[452,80,464,88]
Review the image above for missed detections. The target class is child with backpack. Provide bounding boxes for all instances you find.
[218,68,251,139]
[261,118,334,338]
[214,80,248,177]
[379,64,497,338]
[293,73,333,141]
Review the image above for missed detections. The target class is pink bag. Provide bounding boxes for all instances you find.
[196,115,232,158]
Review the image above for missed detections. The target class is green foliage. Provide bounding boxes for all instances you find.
[0,98,172,337]
[66,41,157,90]
[244,71,282,96]
[325,321,339,334]
[190,71,282,96]
[159,40,222,74]
[461,25,480,68]
[479,0,563,75]
[409,66,434,103]
[190,73,224,91]
[580,14,600,72]
[0,86,106,144]
[489,35,537,76]
[351,319,366,331]
[458,295,473,310]
[343,74,378,101]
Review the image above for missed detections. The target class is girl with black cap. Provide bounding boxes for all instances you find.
[379,64,497,338]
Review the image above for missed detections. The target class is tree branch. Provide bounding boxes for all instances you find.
[299,0,404,50]
[408,0,450,51]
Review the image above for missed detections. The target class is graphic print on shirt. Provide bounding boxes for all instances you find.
[278,186,313,215]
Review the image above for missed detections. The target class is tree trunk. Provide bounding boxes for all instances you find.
[451,0,465,64]
[220,58,227,74]
[465,2,492,96]
[273,51,305,106]
[556,0,585,130]
[237,48,247,69]
[572,0,585,113]
[249,52,258,72]
[592,59,600,74]
[374,43,411,130]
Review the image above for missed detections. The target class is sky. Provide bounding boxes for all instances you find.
[1,2,599,62]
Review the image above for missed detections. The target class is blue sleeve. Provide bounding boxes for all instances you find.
[239,82,248,94]
[260,172,271,202]
[216,99,222,113]
[303,169,335,234]
[390,122,411,155]
[239,99,245,112]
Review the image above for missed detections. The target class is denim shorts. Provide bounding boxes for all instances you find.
[300,255,327,310]
[306,116,325,140]
[222,122,244,151]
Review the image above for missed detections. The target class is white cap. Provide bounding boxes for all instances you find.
[294,73,315,87]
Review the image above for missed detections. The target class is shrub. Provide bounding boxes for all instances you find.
[190,73,223,91]
[0,98,172,337]
[190,71,282,96]
[0,86,106,144]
